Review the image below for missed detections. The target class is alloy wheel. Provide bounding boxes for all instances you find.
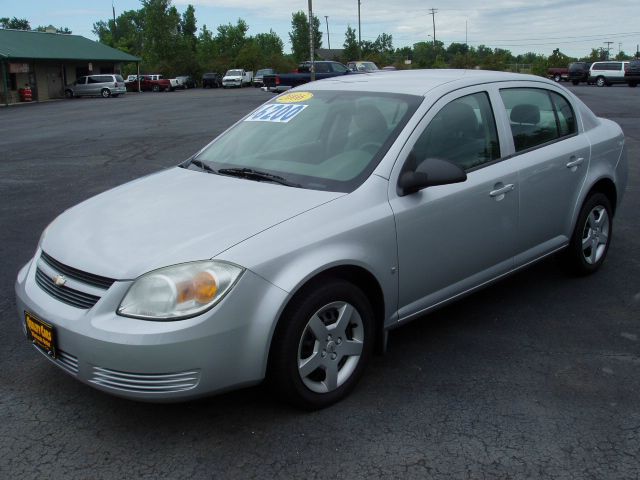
[581,205,610,265]
[297,301,364,393]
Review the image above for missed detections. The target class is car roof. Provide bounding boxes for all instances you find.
[304,69,556,96]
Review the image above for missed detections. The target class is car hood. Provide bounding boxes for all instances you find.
[41,167,342,280]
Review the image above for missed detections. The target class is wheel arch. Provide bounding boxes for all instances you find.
[586,177,617,216]
[267,264,388,371]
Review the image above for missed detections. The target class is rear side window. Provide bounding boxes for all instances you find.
[332,63,349,73]
[412,92,500,171]
[500,88,576,152]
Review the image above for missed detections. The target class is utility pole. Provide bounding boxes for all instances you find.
[428,8,437,46]
[309,0,315,81]
[325,15,331,50]
[358,0,362,57]
[604,41,613,59]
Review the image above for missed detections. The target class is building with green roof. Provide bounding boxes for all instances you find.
[1,28,140,104]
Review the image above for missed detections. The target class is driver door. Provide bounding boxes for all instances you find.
[388,86,520,320]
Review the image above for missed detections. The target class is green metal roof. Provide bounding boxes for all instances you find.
[0,29,139,62]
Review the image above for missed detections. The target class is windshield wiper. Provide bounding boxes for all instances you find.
[186,158,217,174]
[217,168,301,187]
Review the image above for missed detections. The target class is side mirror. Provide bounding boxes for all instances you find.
[397,156,467,196]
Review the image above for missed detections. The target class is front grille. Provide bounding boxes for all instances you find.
[40,252,115,290]
[90,367,200,394]
[35,267,100,309]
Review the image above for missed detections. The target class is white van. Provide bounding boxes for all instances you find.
[589,61,629,87]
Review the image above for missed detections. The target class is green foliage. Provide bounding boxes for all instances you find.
[289,11,322,62]
[343,26,359,61]
[0,17,30,30]
[85,2,609,81]
[34,25,72,34]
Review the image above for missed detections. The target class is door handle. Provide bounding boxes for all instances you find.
[566,157,585,169]
[489,184,515,198]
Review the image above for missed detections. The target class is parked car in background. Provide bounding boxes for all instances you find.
[382,66,397,71]
[568,62,591,85]
[17,70,627,409]
[347,61,380,72]
[253,68,275,88]
[202,72,222,88]
[547,67,569,82]
[126,75,174,92]
[64,74,126,98]
[262,61,353,93]
[223,69,253,88]
[589,61,629,87]
[624,59,640,87]
[176,75,197,89]
[125,74,137,82]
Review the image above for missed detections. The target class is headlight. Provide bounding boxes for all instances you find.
[117,261,244,320]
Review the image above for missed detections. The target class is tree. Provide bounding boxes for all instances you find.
[0,17,30,30]
[181,5,197,51]
[343,26,358,61]
[289,11,321,63]
[140,0,182,73]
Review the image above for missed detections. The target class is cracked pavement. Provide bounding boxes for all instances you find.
[1,85,638,479]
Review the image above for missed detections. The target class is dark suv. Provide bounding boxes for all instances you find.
[568,62,591,85]
[625,60,640,87]
[202,72,222,88]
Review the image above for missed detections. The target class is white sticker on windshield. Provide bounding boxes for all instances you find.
[245,104,308,123]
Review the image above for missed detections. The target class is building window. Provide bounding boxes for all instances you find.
[9,73,17,91]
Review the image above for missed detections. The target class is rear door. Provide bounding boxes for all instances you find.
[496,84,590,266]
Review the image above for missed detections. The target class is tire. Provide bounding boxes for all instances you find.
[101,88,111,98]
[152,85,160,92]
[563,192,613,275]
[572,80,579,85]
[595,76,606,87]
[554,74,561,82]
[269,279,375,410]
[64,90,73,99]
[628,82,637,88]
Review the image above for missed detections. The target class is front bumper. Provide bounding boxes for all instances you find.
[222,80,242,87]
[15,252,289,402]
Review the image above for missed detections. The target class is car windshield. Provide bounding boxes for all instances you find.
[227,70,242,76]
[192,90,421,192]
[357,62,379,72]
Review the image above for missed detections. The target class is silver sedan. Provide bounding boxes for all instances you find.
[15,70,628,409]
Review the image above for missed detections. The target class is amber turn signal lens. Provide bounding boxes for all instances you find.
[194,271,218,303]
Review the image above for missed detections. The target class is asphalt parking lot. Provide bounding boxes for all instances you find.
[1,83,639,479]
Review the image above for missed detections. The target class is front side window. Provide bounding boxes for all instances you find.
[193,90,421,192]
[411,92,500,171]
[332,63,349,73]
[500,88,576,152]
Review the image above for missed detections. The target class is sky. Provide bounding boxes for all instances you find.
[2,0,639,58]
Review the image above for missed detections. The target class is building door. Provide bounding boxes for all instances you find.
[46,65,63,99]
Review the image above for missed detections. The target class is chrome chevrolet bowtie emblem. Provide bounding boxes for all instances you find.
[53,275,66,287]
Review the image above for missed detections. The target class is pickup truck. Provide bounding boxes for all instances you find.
[222,69,253,88]
[262,61,353,93]
[547,67,569,82]
[125,74,179,92]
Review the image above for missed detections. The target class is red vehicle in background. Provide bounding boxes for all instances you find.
[547,67,569,82]
[126,75,175,92]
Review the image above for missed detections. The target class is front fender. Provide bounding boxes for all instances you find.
[217,175,400,328]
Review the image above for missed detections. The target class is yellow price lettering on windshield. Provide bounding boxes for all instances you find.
[276,91,314,103]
